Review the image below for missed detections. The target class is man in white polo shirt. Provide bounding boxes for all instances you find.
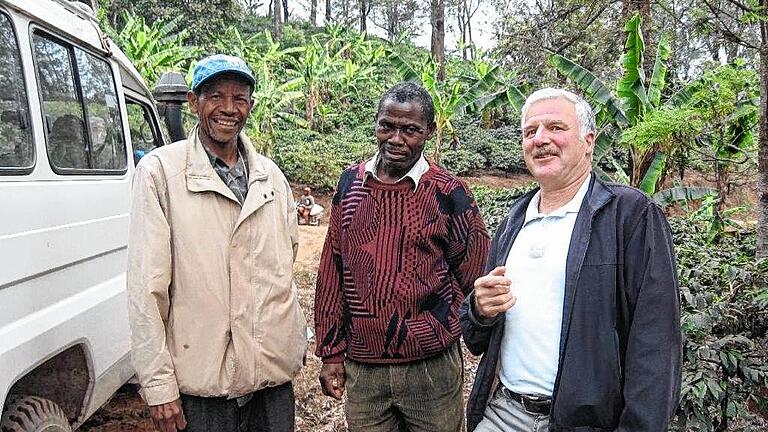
[461,88,681,432]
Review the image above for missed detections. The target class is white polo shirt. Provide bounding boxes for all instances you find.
[498,175,591,397]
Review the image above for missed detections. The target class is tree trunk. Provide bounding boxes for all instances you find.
[273,0,283,38]
[359,0,367,33]
[430,0,445,81]
[466,0,474,60]
[283,0,289,22]
[325,0,332,23]
[433,126,443,164]
[306,90,316,130]
[757,15,768,259]
[458,0,467,60]
[387,2,396,39]
[310,0,317,26]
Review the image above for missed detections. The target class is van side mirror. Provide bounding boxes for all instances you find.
[154,72,188,143]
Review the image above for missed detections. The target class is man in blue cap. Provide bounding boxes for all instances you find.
[127,54,307,432]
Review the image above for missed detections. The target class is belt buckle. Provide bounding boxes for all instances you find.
[518,393,550,416]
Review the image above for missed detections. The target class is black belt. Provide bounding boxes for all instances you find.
[500,386,552,415]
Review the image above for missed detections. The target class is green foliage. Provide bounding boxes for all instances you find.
[388,51,522,163]
[449,117,525,174]
[620,107,703,153]
[471,184,535,233]
[686,64,758,165]
[101,0,243,47]
[550,13,678,187]
[617,14,650,124]
[106,12,200,87]
[670,217,768,431]
[548,13,758,206]
[441,146,486,176]
[272,127,375,190]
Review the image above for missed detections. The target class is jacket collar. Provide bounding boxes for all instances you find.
[185,124,269,202]
[503,173,614,235]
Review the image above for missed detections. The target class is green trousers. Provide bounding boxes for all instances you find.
[344,343,465,432]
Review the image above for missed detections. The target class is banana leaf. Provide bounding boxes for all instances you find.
[593,125,620,163]
[666,77,705,107]
[386,49,420,82]
[549,53,628,126]
[454,66,503,116]
[467,84,525,114]
[638,151,667,194]
[617,14,649,125]
[647,33,670,109]
[652,186,717,207]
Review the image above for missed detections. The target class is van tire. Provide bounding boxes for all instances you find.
[1,395,72,432]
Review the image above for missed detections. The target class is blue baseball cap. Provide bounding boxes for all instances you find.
[190,54,256,91]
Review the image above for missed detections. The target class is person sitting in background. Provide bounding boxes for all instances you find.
[297,187,315,225]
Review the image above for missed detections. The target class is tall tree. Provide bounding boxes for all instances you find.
[760,16,768,259]
[697,0,768,257]
[273,0,284,38]
[453,0,481,59]
[430,0,446,80]
[283,0,289,22]
[325,0,332,23]
[369,0,420,40]
[310,0,318,25]
[359,0,371,33]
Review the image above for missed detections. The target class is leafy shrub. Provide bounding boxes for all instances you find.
[272,127,375,190]
[669,217,768,431]
[471,184,534,233]
[441,147,486,176]
[452,117,525,174]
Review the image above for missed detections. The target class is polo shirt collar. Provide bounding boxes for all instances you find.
[363,152,429,190]
[524,173,592,224]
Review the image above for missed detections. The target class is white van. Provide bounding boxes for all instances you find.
[0,0,167,430]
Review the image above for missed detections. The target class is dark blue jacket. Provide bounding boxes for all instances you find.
[461,175,682,432]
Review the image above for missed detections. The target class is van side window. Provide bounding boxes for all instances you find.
[76,50,127,170]
[32,31,127,173]
[0,12,33,171]
[126,100,160,165]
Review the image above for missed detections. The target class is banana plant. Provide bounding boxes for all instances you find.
[297,39,345,129]
[108,11,200,87]
[388,51,520,163]
[549,14,677,193]
[248,77,306,155]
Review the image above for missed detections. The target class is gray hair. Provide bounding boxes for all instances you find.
[520,88,596,138]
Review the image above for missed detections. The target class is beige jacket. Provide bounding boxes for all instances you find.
[127,126,307,405]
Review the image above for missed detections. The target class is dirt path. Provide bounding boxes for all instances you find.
[295,225,328,273]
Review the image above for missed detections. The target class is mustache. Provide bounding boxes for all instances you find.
[531,147,558,158]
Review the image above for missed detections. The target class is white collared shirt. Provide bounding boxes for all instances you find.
[498,175,592,397]
[363,152,430,190]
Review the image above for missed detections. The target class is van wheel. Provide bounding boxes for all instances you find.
[1,395,72,432]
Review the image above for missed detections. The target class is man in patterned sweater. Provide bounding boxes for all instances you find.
[314,82,491,432]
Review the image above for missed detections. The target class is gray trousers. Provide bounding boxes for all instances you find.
[180,382,295,432]
[474,387,550,432]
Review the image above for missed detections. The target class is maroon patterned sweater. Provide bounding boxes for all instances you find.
[314,162,490,364]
